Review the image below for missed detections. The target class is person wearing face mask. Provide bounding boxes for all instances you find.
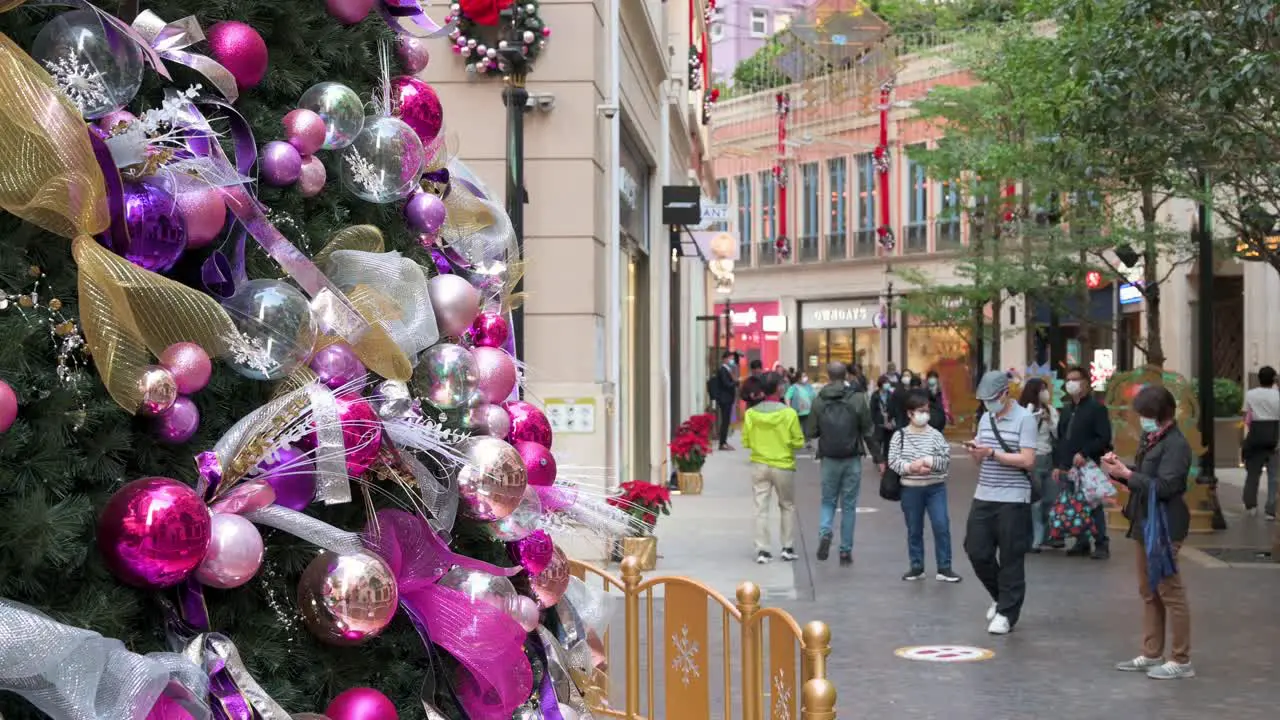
[1100,385,1194,680]
[1019,378,1059,551]
[964,370,1039,635]
[925,371,948,432]
[1055,365,1114,559]
[870,374,895,462]
[891,390,961,582]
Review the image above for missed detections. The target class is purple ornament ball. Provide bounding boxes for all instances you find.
[503,400,553,448]
[514,439,557,487]
[309,342,367,390]
[0,379,16,432]
[388,76,444,146]
[262,141,303,186]
[102,181,188,273]
[159,342,212,394]
[145,694,196,720]
[256,446,316,511]
[326,0,377,25]
[297,155,328,197]
[403,191,447,236]
[472,346,518,404]
[195,512,265,589]
[153,396,200,445]
[325,687,399,720]
[97,477,211,589]
[207,21,268,91]
[397,36,431,73]
[176,187,227,249]
[469,311,510,348]
[284,108,328,156]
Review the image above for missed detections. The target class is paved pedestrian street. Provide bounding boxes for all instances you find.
[655,443,1280,719]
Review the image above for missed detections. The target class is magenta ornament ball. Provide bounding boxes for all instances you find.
[159,342,212,395]
[176,187,227,249]
[514,439,557,487]
[403,191,447,236]
[325,0,377,25]
[256,445,316,510]
[325,688,399,720]
[310,343,367,390]
[144,694,196,720]
[97,477,212,589]
[262,141,303,186]
[428,274,482,337]
[336,395,382,477]
[503,400,553,449]
[397,36,430,73]
[195,512,264,589]
[207,21,268,91]
[388,76,444,146]
[468,311,510,349]
[153,396,200,445]
[482,402,511,439]
[284,108,328,156]
[0,380,16,432]
[297,155,328,197]
[472,346,517,404]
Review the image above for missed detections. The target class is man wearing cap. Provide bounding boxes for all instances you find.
[965,370,1039,635]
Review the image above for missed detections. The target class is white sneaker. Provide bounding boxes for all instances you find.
[1146,661,1196,680]
[1246,507,1259,517]
[987,613,1011,635]
[986,603,997,621]
[1115,655,1164,672]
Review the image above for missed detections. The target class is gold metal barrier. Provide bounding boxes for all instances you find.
[570,556,838,720]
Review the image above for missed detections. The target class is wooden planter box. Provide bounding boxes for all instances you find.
[677,471,704,495]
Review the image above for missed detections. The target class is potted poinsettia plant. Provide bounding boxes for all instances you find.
[685,412,717,444]
[608,481,671,570]
[669,420,712,494]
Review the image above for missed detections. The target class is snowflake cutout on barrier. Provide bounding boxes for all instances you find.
[345,152,382,193]
[670,625,701,687]
[44,50,109,113]
[772,671,793,720]
[225,331,278,376]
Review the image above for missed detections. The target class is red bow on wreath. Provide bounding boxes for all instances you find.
[459,0,514,26]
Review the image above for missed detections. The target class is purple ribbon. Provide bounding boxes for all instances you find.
[87,130,127,256]
[423,167,452,199]
[192,97,255,299]
[378,0,457,38]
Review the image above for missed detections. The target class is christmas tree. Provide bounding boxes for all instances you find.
[0,3,610,719]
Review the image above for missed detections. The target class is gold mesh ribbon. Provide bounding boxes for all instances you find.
[0,30,236,412]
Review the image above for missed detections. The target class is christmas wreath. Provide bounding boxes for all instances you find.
[447,0,552,76]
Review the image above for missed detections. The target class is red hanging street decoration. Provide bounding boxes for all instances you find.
[774,92,791,261]
[876,79,894,252]
[1085,270,1103,290]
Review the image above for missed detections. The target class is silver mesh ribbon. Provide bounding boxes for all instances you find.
[442,160,518,270]
[179,634,290,720]
[559,577,612,639]
[305,383,349,505]
[0,598,210,720]
[383,418,463,532]
[243,505,365,556]
[323,250,439,362]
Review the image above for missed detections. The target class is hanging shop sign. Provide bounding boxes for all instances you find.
[802,300,881,329]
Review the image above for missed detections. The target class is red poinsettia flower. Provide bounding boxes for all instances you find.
[458,0,513,27]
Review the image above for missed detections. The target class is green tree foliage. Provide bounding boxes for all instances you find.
[0,4,503,717]
[730,35,788,94]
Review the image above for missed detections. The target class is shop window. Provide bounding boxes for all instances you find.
[750,8,768,36]
[827,157,847,259]
[759,169,776,264]
[855,153,877,257]
[710,7,725,42]
[937,179,961,249]
[735,174,752,263]
[801,327,882,382]
[714,178,729,232]
[800,162,819,261]
[905,144,928,254]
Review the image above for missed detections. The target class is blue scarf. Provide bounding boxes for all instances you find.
[1144,474,1179,593]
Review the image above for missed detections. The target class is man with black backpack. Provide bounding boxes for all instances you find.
[806,362,883,566]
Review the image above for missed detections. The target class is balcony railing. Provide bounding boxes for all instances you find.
[758,239,776,265]
[739,241,752,266]
[799,234,819,262]
[936,220,962,250]
[826,231,847,260]
[904,222,928,254]
[853,229,878,258]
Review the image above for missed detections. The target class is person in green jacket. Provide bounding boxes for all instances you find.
[742,372,806,564]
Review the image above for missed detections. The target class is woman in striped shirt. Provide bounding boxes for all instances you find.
[889,390,961,582]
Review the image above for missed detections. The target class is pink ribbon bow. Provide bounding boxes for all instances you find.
[365,510,531,720]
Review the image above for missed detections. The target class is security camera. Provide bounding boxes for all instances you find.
[598,104,618,119]
[537,94,555,111]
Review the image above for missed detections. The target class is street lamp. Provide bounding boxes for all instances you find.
[498,7,532,370]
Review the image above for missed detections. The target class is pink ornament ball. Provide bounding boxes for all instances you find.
[310,342,367,389]
[503,400,553,449]
[472,346,518,404]
[337,395,382,477]
[468,311,510,349]
[159,342,212,395]
[97,110,136,133]
[262,141,303,186]
[514,440,557,487]
[152,396,200,445]
[284,108,328,156]
[297,155,328,197]
[195,512,265,589]
[97,477,212,589]
[388,76,444,146]
[397,36,431,73]
[207,21,269,91]
[326,0,377,25]
[482,403,511,439]
[175,187,227,249]
[511,594,541,632]
[0,379,16,432]
[428,274,482,337]
[325,688,398,720]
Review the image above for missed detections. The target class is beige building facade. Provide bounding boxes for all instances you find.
[420,0,715,488]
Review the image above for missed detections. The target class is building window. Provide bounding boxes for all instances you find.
[937,179,961,249]
[773,10,793,33]
[759,169,776,263]
[855,153,877,257]
[735,174,752,263]
[800,162,819,261]
[827,157,848,260]
[710,7,725,43]
[750,8,768,37]
[714,178,729,232]
[905,145,928,254]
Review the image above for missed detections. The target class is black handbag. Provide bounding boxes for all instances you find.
[879,431,904,501]
[987,413,1040,503]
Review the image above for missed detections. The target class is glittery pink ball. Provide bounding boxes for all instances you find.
[514,440,557,487]
[0,380,17,433]
[397,36,431,73]
[283,108,328,156]
[502,400,553,449]
[207,21,269,91]
[159,342,213,395]
[325,0,377,25]
[297,155,328,197]
[175,187,227,249]
[97,477,211,589]
[472,346,518,404]
[388,76,444,146]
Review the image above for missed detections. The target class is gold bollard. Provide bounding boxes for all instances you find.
[801,678,838,720]
[736,581,762,720]
[801,620,831,684]
[621,557,643,719]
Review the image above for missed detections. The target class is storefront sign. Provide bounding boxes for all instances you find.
[802,301,880,329]
[1118,282,1143,305]
[661,185,701,225]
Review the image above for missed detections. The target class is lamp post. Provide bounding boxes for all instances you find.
[499,8,531,371]
[1195,171,1226,529]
